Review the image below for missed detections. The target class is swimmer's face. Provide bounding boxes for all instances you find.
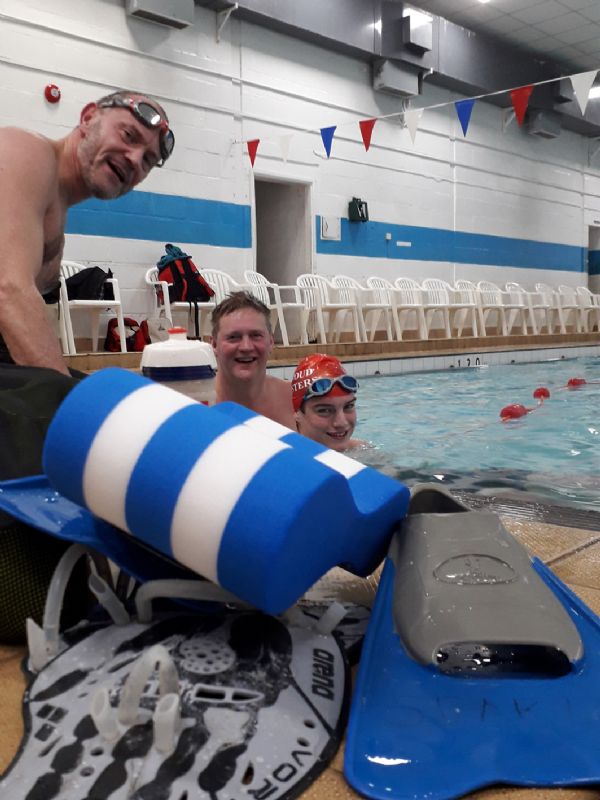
[296,392,357,452]
[212,308,274,382]
[77,99,162,199]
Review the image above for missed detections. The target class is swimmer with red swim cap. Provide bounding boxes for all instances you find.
[291,354,365,452]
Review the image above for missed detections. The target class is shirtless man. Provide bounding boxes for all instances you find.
[0,90,174,373]
[211,291,295,428]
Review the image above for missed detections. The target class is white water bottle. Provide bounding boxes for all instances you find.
[141,327,217,405]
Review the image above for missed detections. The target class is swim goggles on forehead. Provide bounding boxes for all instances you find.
[97,96,175,165]
[303,375,359,402]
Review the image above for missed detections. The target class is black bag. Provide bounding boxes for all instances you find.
[156,244,214,337]
[44,267,115,304]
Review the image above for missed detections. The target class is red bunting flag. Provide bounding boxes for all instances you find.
[510,85,534,127]
[246,139,260,167]
[359,118,377,151]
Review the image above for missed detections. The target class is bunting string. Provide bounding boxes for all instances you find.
[239,67,599,165]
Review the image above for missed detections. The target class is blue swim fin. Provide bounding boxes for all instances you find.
[344,485,600,800]
[0,474,198,584]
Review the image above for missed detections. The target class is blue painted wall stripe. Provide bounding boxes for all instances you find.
[66,190,252,248]
[316,217,586,273]
[65,191,589,274]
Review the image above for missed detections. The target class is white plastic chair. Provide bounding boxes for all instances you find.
[395,277,455,339]
[558,285,587,333]
[576,286,600,331]
[332,275,395,342]
[422,278,478,337]
[296,274,363,344]
[60,261,127,354]
[393,277,430,340]
[505,282,552,335]
[476,281,528,336]
[535,283,581,334]
[365,276,405,341]
[243,271,309,345]
[145,266,217,338]
[45,294,73,357]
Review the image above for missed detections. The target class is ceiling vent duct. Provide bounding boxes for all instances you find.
[373,59,420,98]
[526,109,561,140]
[401,7,433,53]
[125,0,194,28]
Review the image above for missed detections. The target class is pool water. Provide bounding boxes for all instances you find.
[356,356,600,511]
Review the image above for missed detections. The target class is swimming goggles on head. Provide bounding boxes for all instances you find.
[303,375,359,403]
[97,96,175,166]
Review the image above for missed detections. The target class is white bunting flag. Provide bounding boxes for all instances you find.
[570,70,598,116]
[404,109,424,144]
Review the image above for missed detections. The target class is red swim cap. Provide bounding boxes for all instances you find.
[291,354,349,412]
[567,377,586,388]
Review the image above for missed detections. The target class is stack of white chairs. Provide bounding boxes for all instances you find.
[504,282,553,335]
[332,275,395,342]
[296,274,363,344]
[535,283,582,334]
[60,261,127,354]
[202,269,247,304]
[454,279,480,315]
[243,271,309,345]
[393,277,430,340]
[422,278,478,338]
[576,286,600,332]
[557,284,588,333]
[476,281,528,336]
[365,276,405,341]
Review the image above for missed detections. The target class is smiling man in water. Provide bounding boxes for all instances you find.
[211,291,295,428]
[0,89,174,373]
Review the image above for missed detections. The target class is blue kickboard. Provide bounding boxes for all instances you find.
[344,554,600,800]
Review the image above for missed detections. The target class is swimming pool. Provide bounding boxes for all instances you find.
[356,356,600,511]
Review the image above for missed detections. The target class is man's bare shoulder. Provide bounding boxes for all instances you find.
[0,127,57,178]
[263,374,295,428]
[266,373,293,396]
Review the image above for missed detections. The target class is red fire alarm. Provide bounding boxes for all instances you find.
[44,84,61,103]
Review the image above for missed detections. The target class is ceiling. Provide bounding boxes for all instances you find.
[195,0,600,135]
[411,0,600,73]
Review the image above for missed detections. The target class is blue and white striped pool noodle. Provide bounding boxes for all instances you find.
[43,368,409,613]
[217,401,405,518]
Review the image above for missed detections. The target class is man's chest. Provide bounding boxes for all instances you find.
[38,204,66,293]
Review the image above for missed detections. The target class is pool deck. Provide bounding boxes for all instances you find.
[2,514,600,798]
[64,329,600,372]
[2,333,598,796]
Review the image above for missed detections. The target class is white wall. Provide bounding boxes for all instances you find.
[1,0,599,326]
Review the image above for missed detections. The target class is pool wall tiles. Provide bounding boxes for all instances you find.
[5,0,600,339]
[269,345,600,380]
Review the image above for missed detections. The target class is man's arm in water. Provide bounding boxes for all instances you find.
[0,130,70,375]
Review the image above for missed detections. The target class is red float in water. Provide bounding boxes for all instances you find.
[500,403,529,420]
[533,386,550,400]
[567,377,587,389]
